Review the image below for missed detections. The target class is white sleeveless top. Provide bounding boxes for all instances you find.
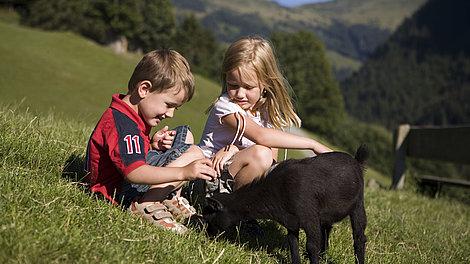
[198,94,272,158]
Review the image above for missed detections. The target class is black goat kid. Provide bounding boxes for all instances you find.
[203,145,368,264]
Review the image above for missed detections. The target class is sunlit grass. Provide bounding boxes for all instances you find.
[1,105,469,263]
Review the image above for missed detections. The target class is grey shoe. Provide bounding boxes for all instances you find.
[205,178,219,197]
[219,170,234,193]
[205,171,234,197]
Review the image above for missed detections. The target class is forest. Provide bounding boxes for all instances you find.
[342,0,470,129]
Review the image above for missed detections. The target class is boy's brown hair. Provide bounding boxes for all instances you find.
[128,49,195,102]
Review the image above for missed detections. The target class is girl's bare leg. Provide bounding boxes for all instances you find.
[228,145,274,190]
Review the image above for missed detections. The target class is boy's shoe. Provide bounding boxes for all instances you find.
[129,201,188,235]
[162,195,198,223]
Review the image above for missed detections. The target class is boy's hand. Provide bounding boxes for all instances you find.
[212,145,239,176]
[151,126,176,150]
[182,158,216,181]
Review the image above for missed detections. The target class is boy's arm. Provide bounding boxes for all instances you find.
[126,158,216,185]
[221,114,332,155]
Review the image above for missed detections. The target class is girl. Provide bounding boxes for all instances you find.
[198,36,332,194]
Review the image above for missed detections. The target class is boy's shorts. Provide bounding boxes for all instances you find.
[116,125,191,208]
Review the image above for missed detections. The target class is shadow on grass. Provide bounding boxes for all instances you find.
[61,153,90,192]
[209,220,340,264]
[210,220,290,263]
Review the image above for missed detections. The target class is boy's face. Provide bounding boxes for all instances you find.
[226,66,262,111]
[138,85,186,127]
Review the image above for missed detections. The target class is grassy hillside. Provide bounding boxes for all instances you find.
[1,105,469,263]
[0,18,221,139]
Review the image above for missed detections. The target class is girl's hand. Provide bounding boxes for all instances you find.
[151,126,176,150]
[310,140,333,155]
[182,158,216,181]
[212,145,239,176]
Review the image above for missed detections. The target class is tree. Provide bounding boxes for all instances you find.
[271,31,345,134]
[17,0,176,52]
[133,0,175,51]
[173,14,222,81]
[20,0,89,32]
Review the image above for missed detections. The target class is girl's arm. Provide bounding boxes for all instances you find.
[221,113,332,155]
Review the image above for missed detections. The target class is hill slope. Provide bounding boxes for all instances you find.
[0,19,221,138]
[341,0,470,128]
[304,0,426,30]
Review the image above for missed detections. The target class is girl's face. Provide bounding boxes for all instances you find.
[225,66,263,111]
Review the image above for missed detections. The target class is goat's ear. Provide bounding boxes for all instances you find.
[206,197,224,212]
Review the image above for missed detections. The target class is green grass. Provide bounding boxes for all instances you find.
[1,106,469,263]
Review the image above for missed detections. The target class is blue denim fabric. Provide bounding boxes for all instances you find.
[117,125,191,208]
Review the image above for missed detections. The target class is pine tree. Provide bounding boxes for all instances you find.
[173,14,222,80]
[271,31,345,134]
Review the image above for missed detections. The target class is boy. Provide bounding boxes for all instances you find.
[85,50,216,234]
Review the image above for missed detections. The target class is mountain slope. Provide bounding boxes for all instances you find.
[304,0,426,30]
[171,0,425,79]
[341,0,470,128]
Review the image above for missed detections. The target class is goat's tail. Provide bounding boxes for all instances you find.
[354,144,369,166]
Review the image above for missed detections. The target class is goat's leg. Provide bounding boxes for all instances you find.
[320,224,332,256]
[350,202,367,264]
[287,228,301,264]
[303,219,322,264]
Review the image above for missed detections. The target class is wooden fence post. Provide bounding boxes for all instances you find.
[392,124,410,189]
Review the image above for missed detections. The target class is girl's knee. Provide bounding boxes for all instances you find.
[250,145,273,169]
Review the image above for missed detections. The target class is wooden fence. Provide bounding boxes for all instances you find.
[391,124,470,191]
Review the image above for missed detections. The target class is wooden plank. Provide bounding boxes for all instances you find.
[417,175,470,188]
[391,124,410,189]
[406,126,470,164]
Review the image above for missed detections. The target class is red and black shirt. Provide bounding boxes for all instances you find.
[85,94,151,203]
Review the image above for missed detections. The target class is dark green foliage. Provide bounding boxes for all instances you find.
[271,31,345,134]
[173,14,223,81]
[342,0,470,129]
[19,0,89,32]
[133,0,175,50]
[81,0,143,46]
[17,0,175,51]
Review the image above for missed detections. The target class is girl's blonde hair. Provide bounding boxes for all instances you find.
[212,36,301,129]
